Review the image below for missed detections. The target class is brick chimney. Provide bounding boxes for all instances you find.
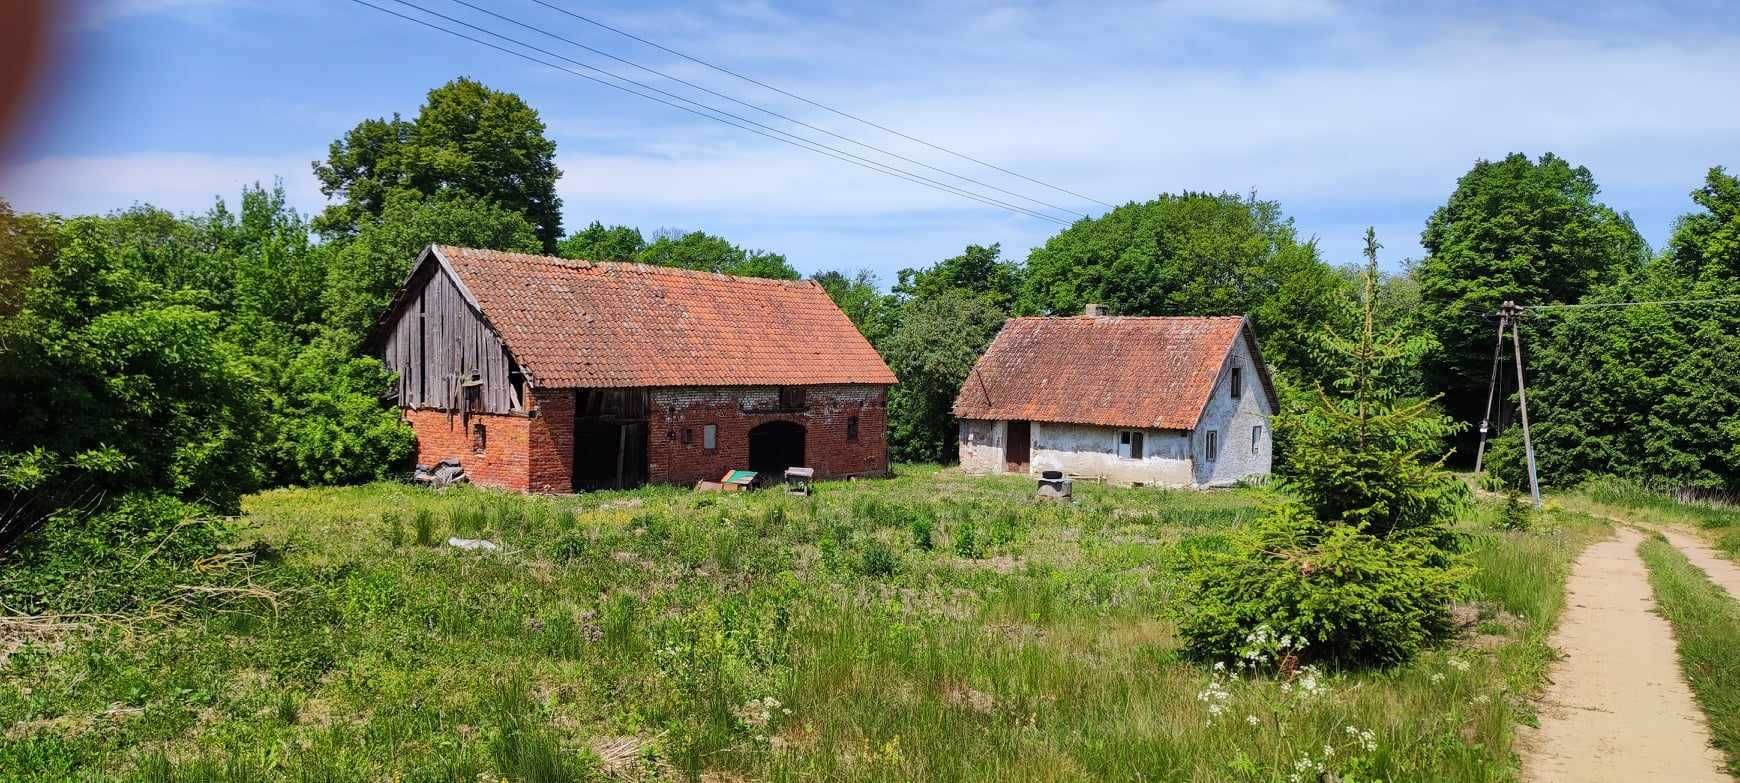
[1083,303,1108,317]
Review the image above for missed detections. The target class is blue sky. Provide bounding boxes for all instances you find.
[4,0,1738,282]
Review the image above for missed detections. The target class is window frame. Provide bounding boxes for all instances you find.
[1230,366,1243,400]
[1205,429,1219,462]
[703,424,717,451]
[1251,425,1263,454]
[1117,429,1145,460]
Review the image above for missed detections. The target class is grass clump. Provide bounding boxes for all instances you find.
[1640,535,1740,775]
[412,508,436,546]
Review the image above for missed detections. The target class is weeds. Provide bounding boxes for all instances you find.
[1640,535,1740,775]
[412,509,436,546]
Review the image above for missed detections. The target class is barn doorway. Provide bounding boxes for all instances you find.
[1005,420,1031,473]
[748,421,806,476]
[573,389,650,489]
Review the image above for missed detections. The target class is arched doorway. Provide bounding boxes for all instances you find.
[748,421,806,476]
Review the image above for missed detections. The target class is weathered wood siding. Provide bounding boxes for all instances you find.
[381,265,523,414]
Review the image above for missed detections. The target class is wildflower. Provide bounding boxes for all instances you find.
[1246,714,1260,726]
[1449,657,1471,672]
[1430,672,1445,684]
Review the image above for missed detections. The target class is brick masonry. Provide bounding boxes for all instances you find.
[401,384,889,493]
[403,407,532,491]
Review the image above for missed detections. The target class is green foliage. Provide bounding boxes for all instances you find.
[1501,167,1740,491]
[1184,233,1467,667]
[1019,192,1347,377]
[632,229,798,279]
[312,77,563,250]
[953,522,985,559]
[1639,536,1740,775]
[855,539,899,578]
[321,189,540,337]
[896,243,1022,312]
[812,268,895,345]
[1417,153,1649,437]
[908,513,935,551]
[1177,501,1464,667]
[1496,492,1533,531]
[264,333,415,486]
[0,198,60,319]
[879,288,1006,462]
[556,220,644,261]
[413,509,437,547]
[0,493,220,614]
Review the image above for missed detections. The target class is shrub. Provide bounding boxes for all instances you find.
[953,523,985,559]
[0,493,224,614]
[908,514,935,551]
[1496,492,1533,531]
[856,540,899,578]
[1177,502,1464,667]
[550,531,588,564]
[382,511,405,547]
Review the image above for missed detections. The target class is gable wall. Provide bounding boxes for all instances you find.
[1192,330,1274,486]
[380,263,521,415]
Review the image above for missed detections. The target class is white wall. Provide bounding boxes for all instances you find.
[1031,422,1194,486]
[958,419,1005,474]
[1192,331,1275,486]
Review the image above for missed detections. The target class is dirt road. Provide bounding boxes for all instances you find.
[1652,525,1740,598]
[1521,526,1730,782]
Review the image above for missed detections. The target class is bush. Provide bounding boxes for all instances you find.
[908,514,935,551]
[0,493,223,614]
[1176,502,1464,667]
[953,523,985,559]
[1496,492,1533,532]
[856,540,899,578]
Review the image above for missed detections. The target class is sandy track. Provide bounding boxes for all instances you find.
[1652,525,1740,598]
[1521,527,1730,782]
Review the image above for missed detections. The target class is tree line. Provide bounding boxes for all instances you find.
[1,76,1736,572]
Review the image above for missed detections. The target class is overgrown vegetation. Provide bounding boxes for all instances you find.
[0,467,1611,781]
[1639,535,1740,775]
[1179,231,1469,668]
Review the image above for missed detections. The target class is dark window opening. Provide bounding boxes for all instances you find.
[1231,366,1243,399]
[846,416,860,442]
[682,428,693,445]
[508,360,526,412]
[778,386,807,411]
[1206,430,1219,462]
[471,422,487,453]
[1252,425,1264,453]
[1118,430,1145,459]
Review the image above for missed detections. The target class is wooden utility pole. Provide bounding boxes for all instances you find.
[1473,317,1507,474]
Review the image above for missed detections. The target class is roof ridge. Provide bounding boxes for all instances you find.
[436,245,816,288]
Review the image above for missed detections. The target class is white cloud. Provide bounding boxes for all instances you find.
[0,152,323,217]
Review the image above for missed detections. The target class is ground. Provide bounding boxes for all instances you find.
[0,466,1733,782]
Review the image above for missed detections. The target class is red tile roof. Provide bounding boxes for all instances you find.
[952,315,1270,430]
[417,245,896,388]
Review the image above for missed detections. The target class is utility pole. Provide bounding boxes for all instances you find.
[1475,301,1542,507]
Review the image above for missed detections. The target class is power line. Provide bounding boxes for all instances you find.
[444,0,1087,219]
[529,0,1118,210]
[1522,296,1740,312]
[357,0,1069,225]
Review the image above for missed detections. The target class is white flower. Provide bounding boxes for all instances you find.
[1430,672,1446,684]
[1449,658,1471,672]
[1246,714,1260,726]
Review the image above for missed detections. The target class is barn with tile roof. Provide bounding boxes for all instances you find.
[368,245,897,491]
[952,309,1276,487]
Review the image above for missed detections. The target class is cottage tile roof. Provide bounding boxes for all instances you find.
[951,315,1270,430]
[412,245,896,389]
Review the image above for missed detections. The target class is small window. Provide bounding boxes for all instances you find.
[1252,425,1263,454]
[471,422,487,453]
[1231,366,1243,399]
[681,428,693,445]
[1205,430,1219,462]
[703,424,717,450]
[846,416,860,442]
[1118,430,1145,460]
[779,386,807,410]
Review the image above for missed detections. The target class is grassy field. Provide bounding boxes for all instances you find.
[1,466,1611,782]
[1639,534,1740,775]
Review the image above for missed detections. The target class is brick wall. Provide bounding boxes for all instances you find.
[646,385,889,486]
[403,407,531,491]
[527,389,574,493]
[404,384,889,493]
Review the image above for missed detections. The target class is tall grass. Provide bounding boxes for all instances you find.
[1577,477,1740,530]
[1640,535,1740,775]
